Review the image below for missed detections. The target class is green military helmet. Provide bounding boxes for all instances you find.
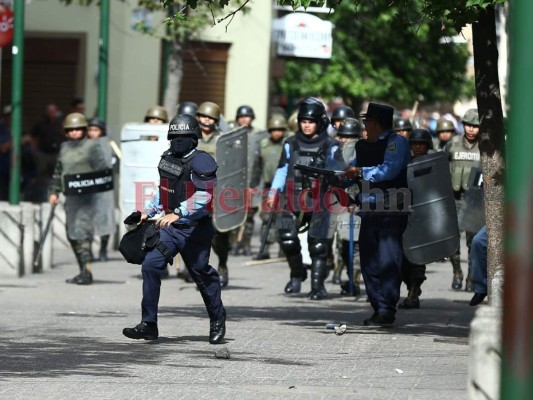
[267,114,288,131]
[144,105,169,123]
[337,118,362,138]
[64,112,88,129]
[462,109,479,126]
[197,101,221,121]
[409,128,434,149]
[394,118,413,131]
[436,118,456,133]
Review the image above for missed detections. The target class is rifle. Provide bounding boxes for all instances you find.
[33,203,57,268]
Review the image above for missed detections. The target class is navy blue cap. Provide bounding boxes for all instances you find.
[191,153,217,190]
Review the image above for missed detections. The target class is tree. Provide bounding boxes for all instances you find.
[275,1,473,112]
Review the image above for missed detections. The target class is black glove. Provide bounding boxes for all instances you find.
[124,211,142,225]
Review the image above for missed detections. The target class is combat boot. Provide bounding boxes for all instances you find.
[284,277,302,294]
[123,321,158,340]
[284,254,306,294]
[464,269,473,292]
[218,265,229,288]
[66,258,93,285]
[97,247,108,262]
[451,255,463,290]
[209,311,226,344]
[309,259,328,300]
[399,285,421,309]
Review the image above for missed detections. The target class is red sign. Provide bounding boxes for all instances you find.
[0,5,14,48]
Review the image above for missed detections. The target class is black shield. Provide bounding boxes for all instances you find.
[458,166,485,232]
[403,152,460,264]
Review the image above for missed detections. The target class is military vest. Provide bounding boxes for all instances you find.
[259,137,284,185]
[158,150,195,212]
[197,132,218,158]
[355,132,408,191]
[447,135,480,192]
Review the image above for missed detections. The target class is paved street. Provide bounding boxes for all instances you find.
[0,233,476,400]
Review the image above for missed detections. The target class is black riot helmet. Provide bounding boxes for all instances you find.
[394,118,413,131]
[177,101,198,117]
[87,118,107,136]
[409,128,434,149]
[331,105,355,127]
[337,118,362,138]
[167,114,201,140]
[236,105,255,119]
[297,97,330,132]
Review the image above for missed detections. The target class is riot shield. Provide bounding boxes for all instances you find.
[119,123,169,219]
[458,166,485,232]
[403,152,460,264]
[212,127,248,232]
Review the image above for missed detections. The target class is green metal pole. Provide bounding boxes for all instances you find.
[501,0,533,398]
[8,0,25,205]
[97,0,109,121]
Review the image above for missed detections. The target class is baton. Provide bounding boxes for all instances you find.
[258,193,278,256]
[348,209,355,295]
[33,203,57,268]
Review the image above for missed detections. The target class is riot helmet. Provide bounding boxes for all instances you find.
[144,106,169,123]
[337,117,362,138]
[331,105,355,127]
[87,118,107,135]
[394,118,413,131]
[196,101,221,121]
[267,115,288,131]
[167,114,201,140]
[64,113,88,129]
[176,101,198,117]
[409,128,433,149]
[436,118,456,133]
[462,109,479,126]
[236,105,255,119]
[168,114,200,156]
[297,97,330,132]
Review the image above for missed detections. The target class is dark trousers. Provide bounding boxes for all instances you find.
[401,255,426,289]
[141,218,224,323]
[359,213,408,317]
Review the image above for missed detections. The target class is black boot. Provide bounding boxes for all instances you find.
[209,311,226,344]
[66,257,93,285]
[284,277,302,294]
[451,255,463,290]
[309,259,328,300]
[464,268,473,292]
[284,254,306,293]
[123,322,158,340]
[399,285,421,309]
[97,235,109,262]
[219,265,228,288]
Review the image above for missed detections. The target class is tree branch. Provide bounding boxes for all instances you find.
[216,0,250,32]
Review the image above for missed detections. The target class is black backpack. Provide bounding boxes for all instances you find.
[119,222,173,265]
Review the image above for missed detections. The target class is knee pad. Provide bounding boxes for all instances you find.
[279,238,301,256]
[308,239,328,259]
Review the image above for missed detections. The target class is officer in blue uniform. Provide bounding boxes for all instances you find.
[267,97,344,300]
[342,103,411,326]
[123,114,226,344]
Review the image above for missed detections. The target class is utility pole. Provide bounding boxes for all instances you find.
[97,0,109,121]
[500,0,533,398]
[8,0,24,205]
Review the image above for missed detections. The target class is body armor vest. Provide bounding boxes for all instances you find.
[447,136,480,192]
[355,132,408,191]
[197,132,218,158]
[158,150,195,212]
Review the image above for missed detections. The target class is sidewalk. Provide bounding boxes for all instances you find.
[0,234,475,400]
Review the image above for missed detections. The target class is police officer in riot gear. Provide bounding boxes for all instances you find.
[196,101,231,287]
[445,109,481,292]
[144,106,169,124]
[330,105,356,130]
[399,128,433,309]
[393,118,413,139]
[123,114,226,344]
[48,113,114,285]
[250,114,288,260]
[267,97,344,300]
[434,118,456,151]
[176,101,198,117]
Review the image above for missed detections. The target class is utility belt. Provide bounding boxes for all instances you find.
[163,211,210,227]
[63,169,114,196]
